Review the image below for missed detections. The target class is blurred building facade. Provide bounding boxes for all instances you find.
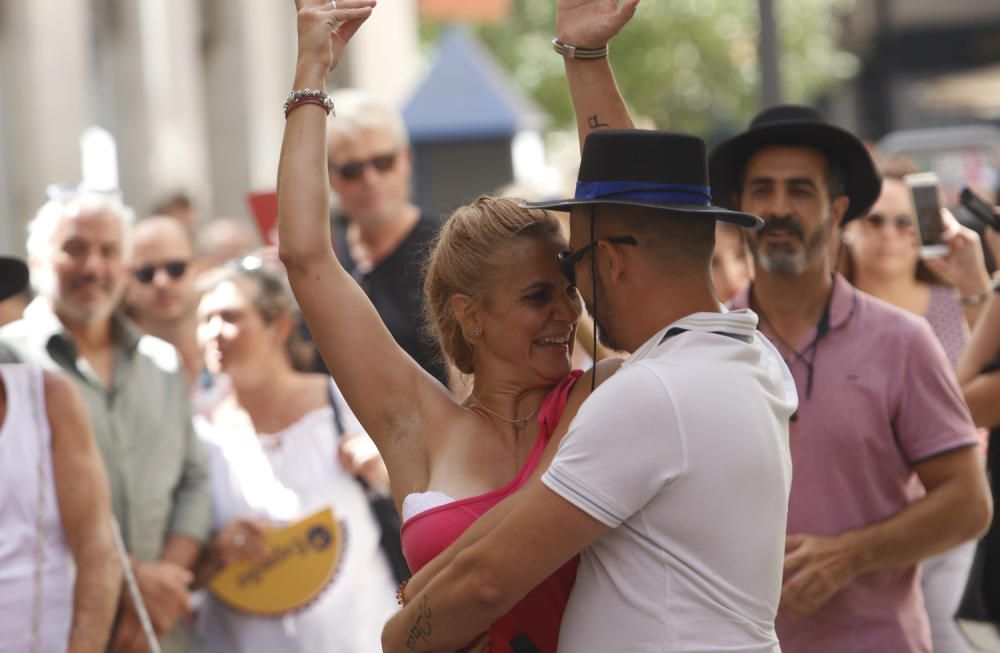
[834,0,1000,137]
[0,0,420,254]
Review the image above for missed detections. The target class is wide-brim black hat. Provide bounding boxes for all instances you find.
[0,256,28,301]
[709,104,881,223]
[526,129,762,228]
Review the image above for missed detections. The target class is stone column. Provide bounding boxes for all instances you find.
[95,0,212,218]
[346,0,421,107]
[0,0,93,253]
[202,0,295,224]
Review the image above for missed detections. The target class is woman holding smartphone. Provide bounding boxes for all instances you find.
[841,158,992,365]
[842,157,993,653]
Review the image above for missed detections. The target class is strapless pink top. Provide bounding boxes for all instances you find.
[401,371,583,653]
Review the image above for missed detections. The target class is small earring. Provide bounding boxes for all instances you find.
[471,327,481,337]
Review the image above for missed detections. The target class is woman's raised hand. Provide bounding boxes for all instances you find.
[294,0,376,79]
[556,0,640,49]
[924,209,991,294]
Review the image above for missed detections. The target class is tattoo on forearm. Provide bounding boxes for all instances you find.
[405,595,433,650]
[587,114,610,131]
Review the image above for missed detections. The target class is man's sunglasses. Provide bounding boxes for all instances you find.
[133,260,190,284]
[861,213,914,232]
[329,152,398,181]
[558,235,638,287]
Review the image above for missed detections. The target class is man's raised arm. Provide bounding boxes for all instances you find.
[556,0,640,145]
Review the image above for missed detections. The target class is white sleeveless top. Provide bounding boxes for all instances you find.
[194,397,397,653]
[0,364,75,653]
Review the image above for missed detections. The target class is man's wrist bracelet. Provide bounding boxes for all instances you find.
[552,38,609,60]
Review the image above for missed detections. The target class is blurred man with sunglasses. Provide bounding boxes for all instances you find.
[0,189,210,653]
[326,90,449,388]
[125,217,200,385]
[124,215,233,418]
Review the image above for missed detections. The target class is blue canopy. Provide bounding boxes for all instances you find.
[403,26,546,142]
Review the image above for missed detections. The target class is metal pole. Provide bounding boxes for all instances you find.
[758,0,783,108]
[111,518,162,653]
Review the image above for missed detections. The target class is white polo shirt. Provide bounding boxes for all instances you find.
[542,310,796,653]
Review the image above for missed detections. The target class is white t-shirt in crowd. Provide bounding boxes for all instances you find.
[542,310,796,653]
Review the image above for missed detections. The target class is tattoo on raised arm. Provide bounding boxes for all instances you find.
[587,114,610,131]
[405,595,433,650]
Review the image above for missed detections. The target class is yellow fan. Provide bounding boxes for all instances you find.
[209,508,343,616]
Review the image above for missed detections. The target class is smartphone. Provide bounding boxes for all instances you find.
[959,187,1000,231]
[904,172,948,258]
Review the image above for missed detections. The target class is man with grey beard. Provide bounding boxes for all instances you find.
[0,188,210,653]
[714,108,991,652]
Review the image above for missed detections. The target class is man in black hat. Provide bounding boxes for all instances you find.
[0,255,121,652]
[383,20,800,653]
[536,2,990,650]
[715,112,990,653]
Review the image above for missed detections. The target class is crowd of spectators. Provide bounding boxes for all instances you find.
[2,1,1000,651]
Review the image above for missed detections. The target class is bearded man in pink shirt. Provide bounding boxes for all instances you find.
[713,107,993,651]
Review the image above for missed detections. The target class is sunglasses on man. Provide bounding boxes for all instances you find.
[132,260,190,284]
[557,236,637,287]
[328,152,398,181]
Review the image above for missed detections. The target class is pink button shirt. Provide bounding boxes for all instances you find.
[731,274,978,653]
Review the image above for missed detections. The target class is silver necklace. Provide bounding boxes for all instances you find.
[470,394,539,430]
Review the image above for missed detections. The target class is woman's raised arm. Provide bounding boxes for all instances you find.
[277,0,450,492]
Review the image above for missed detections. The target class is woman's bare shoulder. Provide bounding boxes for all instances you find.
[568,357,625,403]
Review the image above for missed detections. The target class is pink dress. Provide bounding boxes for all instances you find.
[401,371,583,653]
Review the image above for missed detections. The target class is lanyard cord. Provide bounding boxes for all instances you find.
[750,276,835,400]
[590,206,598,393]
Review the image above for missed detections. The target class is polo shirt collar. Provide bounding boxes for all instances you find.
[624,309,760,368]
[24,296,144,356]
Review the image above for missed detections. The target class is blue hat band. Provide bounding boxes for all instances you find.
[575,181,712,206]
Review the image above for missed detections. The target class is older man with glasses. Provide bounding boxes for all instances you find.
[325,89,450,389]
[0,188,211,653]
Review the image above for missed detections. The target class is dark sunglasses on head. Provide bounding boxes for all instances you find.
[862,213,913,231]
[133,260,189,284]
[558,235,638,287]
[329,152,398,181]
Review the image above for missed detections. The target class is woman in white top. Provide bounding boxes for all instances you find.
[191,259,396,653]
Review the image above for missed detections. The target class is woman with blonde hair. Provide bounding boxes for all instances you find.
[276,2,619,651]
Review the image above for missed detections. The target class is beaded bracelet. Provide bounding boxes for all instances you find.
[396,579,410,606]
[283,88,335,118]
[285,97,331,119]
